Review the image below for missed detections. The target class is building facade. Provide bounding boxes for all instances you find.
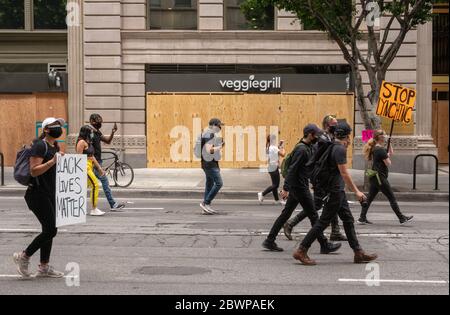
[1,0,448,174]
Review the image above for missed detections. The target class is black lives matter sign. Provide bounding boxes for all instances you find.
[55,154,87,227]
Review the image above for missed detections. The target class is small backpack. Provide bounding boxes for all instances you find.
[280,142,303,178]
[14,140,48,186]
[309,142,335,188]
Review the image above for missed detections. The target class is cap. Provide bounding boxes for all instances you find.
[303,123,322,136]
[209,118,224,127]
[42,117,65,130]
[334,121,353,138]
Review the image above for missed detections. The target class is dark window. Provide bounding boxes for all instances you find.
[433,11,449,75]
[225,0,274,30]
[34,0,67,29]
[146,64,351,74]
[174,0,191,7]
[0,0,25,29]
[149,0,197,30]
[0,63,47,72]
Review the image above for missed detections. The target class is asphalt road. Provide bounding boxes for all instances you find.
[0,196,448,295]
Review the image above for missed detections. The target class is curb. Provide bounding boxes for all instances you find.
[0,187,448,202]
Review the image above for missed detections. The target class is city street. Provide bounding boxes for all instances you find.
[0,196,448,295]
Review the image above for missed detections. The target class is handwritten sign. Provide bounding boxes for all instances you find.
[362,130,375,143]
[376,81,416,124]
[55,154,87,227]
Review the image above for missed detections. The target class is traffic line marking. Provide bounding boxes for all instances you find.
[339,278,449,284]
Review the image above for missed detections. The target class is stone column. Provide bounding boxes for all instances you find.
[415,20,438,172]
[67,0,84,136]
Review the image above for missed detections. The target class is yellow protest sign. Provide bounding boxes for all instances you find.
[376,81,416,124]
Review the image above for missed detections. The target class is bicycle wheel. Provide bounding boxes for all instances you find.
[113,162,134,188]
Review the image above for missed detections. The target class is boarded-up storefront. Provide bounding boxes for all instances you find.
[0,93,68,166]
[146,93,354,168]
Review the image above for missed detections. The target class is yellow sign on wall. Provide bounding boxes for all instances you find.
[376,81,417,124]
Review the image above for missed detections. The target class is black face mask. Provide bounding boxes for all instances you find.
[328,125,336,135]
[311,137,319,145]
[93,122,102,130]
[47,126,63,139]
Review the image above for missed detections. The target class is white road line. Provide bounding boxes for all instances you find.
[119,208,164,210]
[0,228,68,233]
[339,279,449,285]
[0,274,78,279]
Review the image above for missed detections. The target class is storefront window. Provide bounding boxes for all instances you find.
[225,0,274,30]
[33,0,67,29]
[0,0,25,29]
[149,0,198,30]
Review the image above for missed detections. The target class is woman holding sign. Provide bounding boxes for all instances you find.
[13,117,65,278]
[76,125,106,216]
[358,130,414,225]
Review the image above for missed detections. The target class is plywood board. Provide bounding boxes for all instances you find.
[146,93,355,168]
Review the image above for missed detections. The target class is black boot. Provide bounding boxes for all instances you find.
[320,242,342,254]
[262,239,284,252]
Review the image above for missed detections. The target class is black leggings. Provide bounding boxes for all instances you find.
[262,169,280,201]
[360,176,403,220]
[24,190,58,263]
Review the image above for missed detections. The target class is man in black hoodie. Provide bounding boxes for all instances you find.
[262,124,341,254]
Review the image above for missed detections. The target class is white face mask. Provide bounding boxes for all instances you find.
[211,126,221,134]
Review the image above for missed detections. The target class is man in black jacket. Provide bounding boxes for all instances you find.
[262,124,341,254]
[283,115,347,241]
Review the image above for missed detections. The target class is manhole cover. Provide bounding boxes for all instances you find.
[134,266,211,276]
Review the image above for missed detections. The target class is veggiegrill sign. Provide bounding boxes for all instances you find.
[219,75,281,92]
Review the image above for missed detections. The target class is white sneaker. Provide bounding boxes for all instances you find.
[89,208,105,216]
[200,202,214,215]
[35,265,64,278]
[13,252,31,278]
[258,192,264,204]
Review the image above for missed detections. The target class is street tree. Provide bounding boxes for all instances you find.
[242,0,435,129]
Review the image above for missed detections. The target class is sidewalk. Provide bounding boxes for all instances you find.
[1,166,448,201]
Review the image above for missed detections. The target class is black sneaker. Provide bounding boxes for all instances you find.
[400,215,414,225]
[262,240,284,252]
[320,242,342,254]
[357,218,374,225]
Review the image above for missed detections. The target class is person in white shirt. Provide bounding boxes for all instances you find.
[258,134,286,205]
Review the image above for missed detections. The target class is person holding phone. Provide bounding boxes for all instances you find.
[199,118,225,215]
[13,117,66,278]
[258,134,286,205]
[89,114,126,211]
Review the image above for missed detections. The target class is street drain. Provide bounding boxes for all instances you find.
[135,266,211,276]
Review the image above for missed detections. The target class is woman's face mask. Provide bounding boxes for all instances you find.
[212,125,221,134]
[47,126,63,139]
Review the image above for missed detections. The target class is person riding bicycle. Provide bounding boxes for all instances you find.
[89,113,126,211]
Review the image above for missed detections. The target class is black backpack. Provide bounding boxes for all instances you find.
[308,142,335,188]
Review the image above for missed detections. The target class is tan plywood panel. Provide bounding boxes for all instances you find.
[146,93,355,168]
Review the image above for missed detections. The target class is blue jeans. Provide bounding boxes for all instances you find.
[203,167,223,205]
[94,163,116,208]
